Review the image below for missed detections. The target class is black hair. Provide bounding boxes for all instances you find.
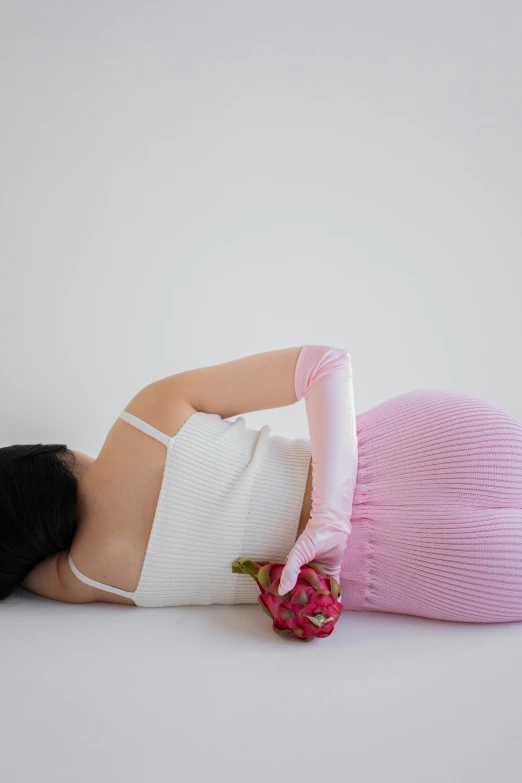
[0,443,79,602]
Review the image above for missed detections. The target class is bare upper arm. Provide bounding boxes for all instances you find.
[21,349,305,604]
[144,345,305,420]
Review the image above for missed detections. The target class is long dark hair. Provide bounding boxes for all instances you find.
[0,443,79,602]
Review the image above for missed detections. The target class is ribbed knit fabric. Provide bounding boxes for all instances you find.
[340,389,522,623]
[132,412,311,607]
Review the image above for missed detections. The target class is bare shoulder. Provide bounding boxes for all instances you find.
[22,387,200,607]
[118,382,199,440]
[94,383,199,469]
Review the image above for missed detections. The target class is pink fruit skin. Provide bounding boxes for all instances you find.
[257,561,342,641]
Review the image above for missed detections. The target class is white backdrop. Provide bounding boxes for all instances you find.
[1,4,522,783]
[1,1,520,457]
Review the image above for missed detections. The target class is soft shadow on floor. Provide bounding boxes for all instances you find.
[2,589,522,783]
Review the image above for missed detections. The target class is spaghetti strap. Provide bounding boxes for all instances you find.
[68,551,137,600]
[67,409,171,601]
[118,410,171,447]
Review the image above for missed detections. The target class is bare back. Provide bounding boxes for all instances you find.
[60,393,313,605]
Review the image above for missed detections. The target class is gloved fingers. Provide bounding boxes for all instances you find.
[315,563,343,583]
[278,557,305,595]
[278,545,311,595]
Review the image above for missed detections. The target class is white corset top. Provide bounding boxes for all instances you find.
[68,409,312,607]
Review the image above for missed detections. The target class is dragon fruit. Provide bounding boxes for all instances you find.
[231,558,343,642]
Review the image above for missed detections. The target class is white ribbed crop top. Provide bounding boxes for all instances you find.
[68,409,312,607]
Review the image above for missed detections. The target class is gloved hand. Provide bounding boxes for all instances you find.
[278,345,358,597]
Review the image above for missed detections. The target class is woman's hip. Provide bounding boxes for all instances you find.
[339,388,522,623]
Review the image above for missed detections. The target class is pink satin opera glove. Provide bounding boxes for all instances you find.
[278,345,358,598]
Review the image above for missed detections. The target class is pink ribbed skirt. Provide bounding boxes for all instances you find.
[340,389,522,622]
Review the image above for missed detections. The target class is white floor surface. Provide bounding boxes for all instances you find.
[2,589,521,783]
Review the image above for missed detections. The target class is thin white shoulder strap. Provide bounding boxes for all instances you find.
[68,551,137,600]
[118,410,171,447]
